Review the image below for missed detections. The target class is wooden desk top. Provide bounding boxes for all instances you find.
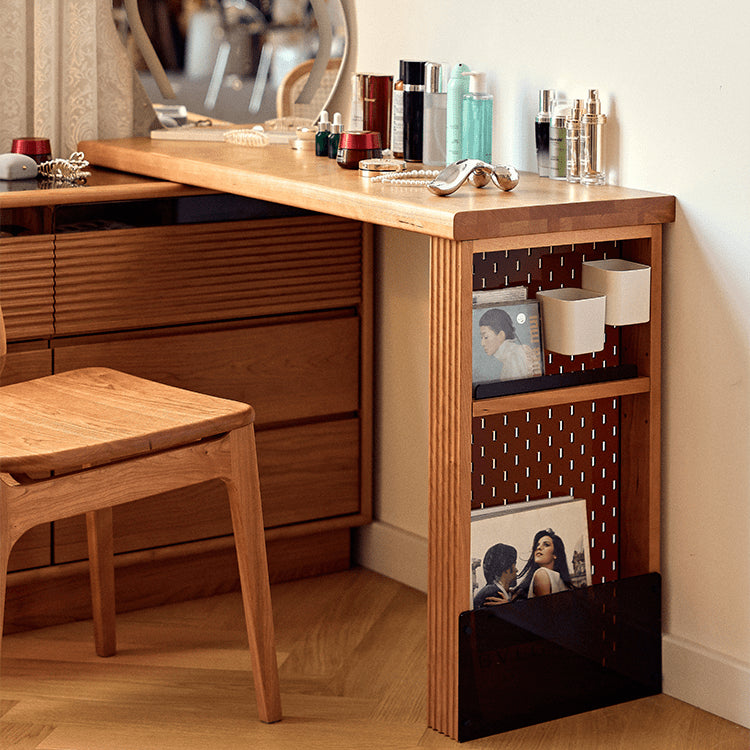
[0,166,209,210]
[80,137,675,241]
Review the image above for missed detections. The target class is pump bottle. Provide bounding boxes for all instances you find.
[461,71,493,163]
[445,62,470,164]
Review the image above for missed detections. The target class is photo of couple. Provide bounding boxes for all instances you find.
[470,496,591,608]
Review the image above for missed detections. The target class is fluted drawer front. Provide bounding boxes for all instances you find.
[52,417,361,561]
[0,235,54,341]
[53,314,360,426]
[55,215,364,335]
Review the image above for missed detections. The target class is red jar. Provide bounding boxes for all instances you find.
[336,131,382,169]
[11,138,52,164]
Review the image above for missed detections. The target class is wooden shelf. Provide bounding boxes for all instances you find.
[472,376,651,416]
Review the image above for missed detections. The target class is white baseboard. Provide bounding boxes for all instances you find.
[663,634,750,729]
[353,521,428,593]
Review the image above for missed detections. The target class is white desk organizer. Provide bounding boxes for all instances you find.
[581,259,651,326]
[536,288,607,356]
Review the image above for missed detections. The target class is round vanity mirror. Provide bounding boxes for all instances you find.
[113,0,348,127]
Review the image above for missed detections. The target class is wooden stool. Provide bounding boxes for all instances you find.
[0,308,281,723]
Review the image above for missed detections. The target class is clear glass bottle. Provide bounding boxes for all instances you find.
[580,89,607,185]
[535,89,554,177]
[461,71,493,163]
[422,62,447,167]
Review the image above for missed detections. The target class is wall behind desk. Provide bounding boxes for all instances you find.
[350,0,750,729]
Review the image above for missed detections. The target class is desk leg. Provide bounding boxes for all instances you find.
[428,237,473,739]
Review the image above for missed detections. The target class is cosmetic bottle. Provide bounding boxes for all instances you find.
[402,60,425,163]
[535,89,554,177]
[349,74,364,131]
[422,62,448,167]
[580,89,607,185]
[548,100,569,180]
[565,99,583,182]
[328,112,343,158]
[363,74,393,150]
[390,63,405,158]
[446,62,470,164]
[461,71,493,163]
[316,110,330,156]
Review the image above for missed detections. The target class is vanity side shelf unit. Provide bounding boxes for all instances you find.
[0,175,373,634]
[430,223,663,740]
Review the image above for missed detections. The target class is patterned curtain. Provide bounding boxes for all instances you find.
[0,0,157,157]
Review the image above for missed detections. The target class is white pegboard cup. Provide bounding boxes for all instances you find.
[581,259,651,326]
[537,288,607,356]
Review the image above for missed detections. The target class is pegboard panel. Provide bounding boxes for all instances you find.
[471,240,629,584]
[473,241,621,373]
[471,400,620,584]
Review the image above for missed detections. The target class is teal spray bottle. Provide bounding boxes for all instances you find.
[461,71,493,163]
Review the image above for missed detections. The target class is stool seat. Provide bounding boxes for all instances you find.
[0,367,254,475]
[0,345,281,725]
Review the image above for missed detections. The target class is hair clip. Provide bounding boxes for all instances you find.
[428,159,519,196]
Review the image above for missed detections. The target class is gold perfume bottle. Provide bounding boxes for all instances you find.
[580,89,607,186]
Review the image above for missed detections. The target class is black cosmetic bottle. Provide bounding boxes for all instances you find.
[402,60,425,163]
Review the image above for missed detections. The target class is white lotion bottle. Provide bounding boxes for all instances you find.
[445,62,471,164]
[422,62,448,167]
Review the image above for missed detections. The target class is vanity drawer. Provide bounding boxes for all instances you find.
[54,216,364,336]
[0,235,54,341]
[52,313,360,425]
[52,417,362,562]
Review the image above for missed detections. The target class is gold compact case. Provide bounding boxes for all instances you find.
[358,158,406,178]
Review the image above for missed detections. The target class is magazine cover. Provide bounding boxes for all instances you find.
[470,496,591,608]
[472,299,545,385]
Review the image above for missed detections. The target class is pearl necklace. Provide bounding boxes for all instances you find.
[371,168,440,186]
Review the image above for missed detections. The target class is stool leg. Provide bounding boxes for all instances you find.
[0,546,9,664]
[226,425,282,724]
[86,508,117,657]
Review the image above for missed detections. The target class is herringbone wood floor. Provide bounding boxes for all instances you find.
[0,567,747,749]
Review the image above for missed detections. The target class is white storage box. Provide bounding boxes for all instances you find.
[581,259,651,326]
[536,288,606,356]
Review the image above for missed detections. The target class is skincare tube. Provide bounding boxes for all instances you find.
[446,62,470,164]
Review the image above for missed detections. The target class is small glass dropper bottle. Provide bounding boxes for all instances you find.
[316,110,331,157]
[328,112,343,158]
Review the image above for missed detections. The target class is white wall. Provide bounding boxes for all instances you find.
[349,0,750,729]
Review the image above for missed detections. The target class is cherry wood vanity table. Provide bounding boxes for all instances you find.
[2,139,675,740]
